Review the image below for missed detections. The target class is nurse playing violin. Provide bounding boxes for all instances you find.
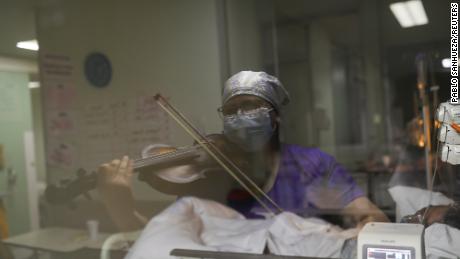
[97,71,389,232]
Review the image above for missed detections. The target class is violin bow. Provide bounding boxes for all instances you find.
[154,94,283,216]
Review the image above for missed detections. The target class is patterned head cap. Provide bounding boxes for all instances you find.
[222,71,290,112]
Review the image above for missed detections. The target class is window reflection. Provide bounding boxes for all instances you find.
[0,0,457,259]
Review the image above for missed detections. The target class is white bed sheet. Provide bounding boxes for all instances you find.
[125,197,356,259]
[127,188,460,259]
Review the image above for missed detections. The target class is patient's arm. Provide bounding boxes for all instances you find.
[97,156,148,232]
[342,196,390,229]
[412,203,460,229]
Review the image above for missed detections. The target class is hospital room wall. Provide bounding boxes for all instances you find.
[360,0,386,149]
[307,15,370,164]
[308,22,338,155]
[30,87,47,184]
[227,1,321,152]
[36,0,224,203]
[35,0,266,203]
[225,0,264,75]
[225,0,388,167]
[307,1,386,165]
[275,24,315,149]
[225,0,318,152]
[0,72,32,236]
[272,1,386,166]
[225,6,354,158]
[273,20,345,157]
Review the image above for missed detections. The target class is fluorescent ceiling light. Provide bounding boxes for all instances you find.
[16,39,39,51]
[442,58,452,68]
[28,82,40,89]
[390,0,428,28]
[390,2,413,28]
[406,0,428,25]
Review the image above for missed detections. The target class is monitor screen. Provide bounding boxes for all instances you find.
[365,246,415,259]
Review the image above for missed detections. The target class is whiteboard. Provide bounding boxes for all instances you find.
[40,53,173,183]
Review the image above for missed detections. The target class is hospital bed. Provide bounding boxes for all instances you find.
[170,249,334,259]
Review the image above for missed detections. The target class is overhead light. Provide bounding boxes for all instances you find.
[442,58,452,68]
[16,39,39,51]
[28,82,40,89]
[390,2,413,27]
[406,0,428,25]
[390,0,429,28]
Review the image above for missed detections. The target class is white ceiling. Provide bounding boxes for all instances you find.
[0,0,37,60]
[381,0,450,47]
[274,0,449,48]
[0,0,450,61]
[275,0,358,20]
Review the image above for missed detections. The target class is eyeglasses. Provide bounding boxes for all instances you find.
[217,106,273,119]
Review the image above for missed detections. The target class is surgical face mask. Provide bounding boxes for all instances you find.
[223,107,275,152]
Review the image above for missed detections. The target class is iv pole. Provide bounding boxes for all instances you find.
[415,54,433,190]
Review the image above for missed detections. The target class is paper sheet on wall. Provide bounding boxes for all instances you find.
[77,96,172,170]
[41,53,77,170]
[41,53,172,174]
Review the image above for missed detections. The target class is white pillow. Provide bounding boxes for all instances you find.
[388,185,453,221]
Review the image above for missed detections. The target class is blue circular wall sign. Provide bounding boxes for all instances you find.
[84,52,112,88]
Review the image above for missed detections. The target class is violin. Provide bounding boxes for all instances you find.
[46,94,282,215]
[45,134,247,204]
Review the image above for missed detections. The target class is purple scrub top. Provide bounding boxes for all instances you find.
[248,144,365,218]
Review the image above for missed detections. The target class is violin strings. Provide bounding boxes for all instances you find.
[154,94,282,215]
[132,147,200,169]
